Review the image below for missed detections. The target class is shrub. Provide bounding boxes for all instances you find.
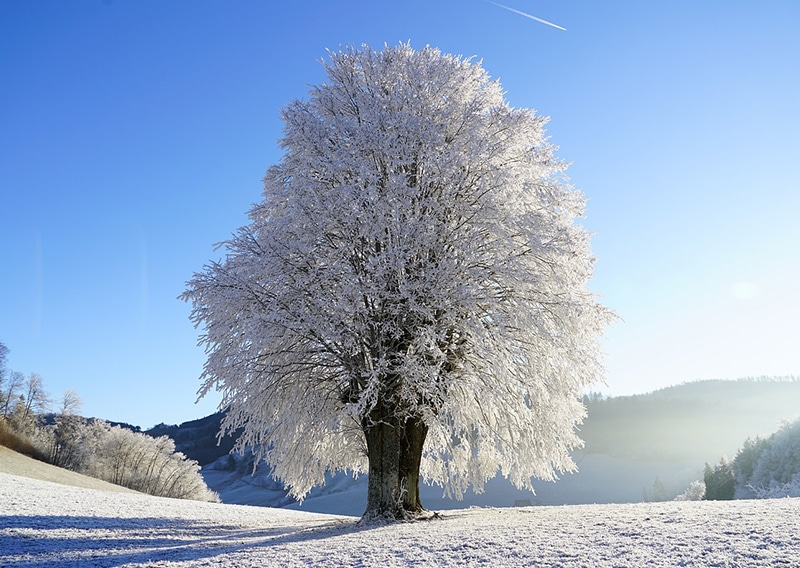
[0,417,46,460]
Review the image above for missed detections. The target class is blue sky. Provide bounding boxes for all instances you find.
[1,0,798,428]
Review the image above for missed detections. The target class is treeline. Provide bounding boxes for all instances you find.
[730,375,800,383]
[0,341,218,502]
[704,417,800,500]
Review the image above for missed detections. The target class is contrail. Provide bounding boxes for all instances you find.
[490,1,567,31]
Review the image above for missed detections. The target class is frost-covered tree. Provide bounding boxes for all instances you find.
[85,422,218,501]
[183,44,610,520]
[1,370,24,419]
[58,389,83,416]
[6,373,49,436]
[731,435,770,498]
[674,480,705,501]
[45,390,85,469]
[742,419,800,498]
[0,341,8,412]
[20,373,49,424]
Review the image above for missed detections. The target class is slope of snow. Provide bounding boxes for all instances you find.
[0,445,138,494]
[3,471,799,567]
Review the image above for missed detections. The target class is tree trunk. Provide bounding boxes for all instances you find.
[362,403,429,521]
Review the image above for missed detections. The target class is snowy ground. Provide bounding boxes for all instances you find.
[3,470,800,567]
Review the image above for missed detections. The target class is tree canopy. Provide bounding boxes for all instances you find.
[183,44,611,519]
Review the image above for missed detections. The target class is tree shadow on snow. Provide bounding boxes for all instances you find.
[1,514,369,567]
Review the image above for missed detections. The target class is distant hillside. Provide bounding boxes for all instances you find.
[146,412,237,466]
[582,378,800,460]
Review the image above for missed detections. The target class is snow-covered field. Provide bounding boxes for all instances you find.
[3,470,800,567]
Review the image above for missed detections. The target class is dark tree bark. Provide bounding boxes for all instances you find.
[362,400,429,520]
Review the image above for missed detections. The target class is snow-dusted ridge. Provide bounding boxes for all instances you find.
[3,471,799,567]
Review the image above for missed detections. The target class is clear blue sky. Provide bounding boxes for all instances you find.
[1,1,798,429]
